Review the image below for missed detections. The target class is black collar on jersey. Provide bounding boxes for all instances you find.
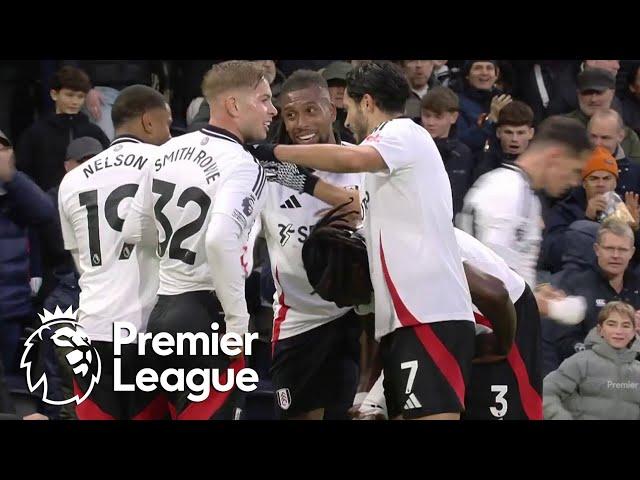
[110,134,144,146]
[200,124,243,145]
[370,115,407,134]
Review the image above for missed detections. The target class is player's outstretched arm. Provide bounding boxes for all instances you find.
[254,143,387,173]
[464,262,517,357]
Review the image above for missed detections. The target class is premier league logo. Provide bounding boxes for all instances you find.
[21,307,102,406]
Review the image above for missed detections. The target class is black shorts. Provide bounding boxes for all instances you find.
[270,310,361,419]
[464,284,543,420]
[73,341,153,420]
[380,320,475,419]
[144,290,241,420]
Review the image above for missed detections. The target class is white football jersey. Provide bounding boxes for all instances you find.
[457,164,542,288]
[128,125,266,296]
[58,136,160,341]
[360,118,474,340]
[260,167,365,341]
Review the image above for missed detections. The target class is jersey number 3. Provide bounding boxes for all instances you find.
[490,385,508,419]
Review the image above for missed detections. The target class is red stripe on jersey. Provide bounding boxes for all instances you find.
[132,394,169,420]
[73,378,115,420]
[507,345,543,420]
[271,267,290,356]
[176,357,244,420]
[474,311,492,328]
[240,245,250,277]
[379,234,466,408]
[472,307,542,420]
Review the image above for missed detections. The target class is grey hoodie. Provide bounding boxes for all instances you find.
[543,328,640,420]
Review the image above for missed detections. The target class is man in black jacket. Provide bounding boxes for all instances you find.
[15,66,109,191]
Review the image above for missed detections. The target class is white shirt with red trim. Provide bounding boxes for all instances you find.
[360,118,474,340]
[259,169,365,341]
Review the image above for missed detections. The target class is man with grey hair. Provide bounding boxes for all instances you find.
[545,220,640,368]
[588,108,640,194]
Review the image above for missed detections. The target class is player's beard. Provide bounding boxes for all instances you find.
[350,111,368,144]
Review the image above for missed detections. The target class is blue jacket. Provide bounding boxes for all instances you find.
[455,85,499,154]
[0,172,56,320]
[615,154,640,195]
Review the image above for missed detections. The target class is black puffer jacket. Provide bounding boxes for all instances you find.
[16,112,109,191]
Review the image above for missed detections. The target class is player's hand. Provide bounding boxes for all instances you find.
[585,194,608,220]
[534,283,566,317]
[85,88,104,121]
[0,145,16,182]
[487,94,513,123]
[624,192,640,230]
[248,143,278,164]
[260,160,319,195]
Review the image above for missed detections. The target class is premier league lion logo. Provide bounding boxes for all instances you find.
[20,307,102,406]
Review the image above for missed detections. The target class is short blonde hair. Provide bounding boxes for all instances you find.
[597,300,635,325]
[201,60,265,101]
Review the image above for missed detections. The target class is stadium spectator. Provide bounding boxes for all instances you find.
[401,60,439,118]
[321,61,356,144]
[621,63,640,136]
[63,60,169,140]
[543,300,640,420]
[588,109,640,195]
[455,60,512,154]
[544,221,640,371]
[420,86,473,216]
[509,61,561,125]
[541,146,640,273]
[15,66,109,191]
[565,67,640,163]
[547,60,622,116]
[433,60,454,87]
[473,100,535,181]
[0,130,56,373]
